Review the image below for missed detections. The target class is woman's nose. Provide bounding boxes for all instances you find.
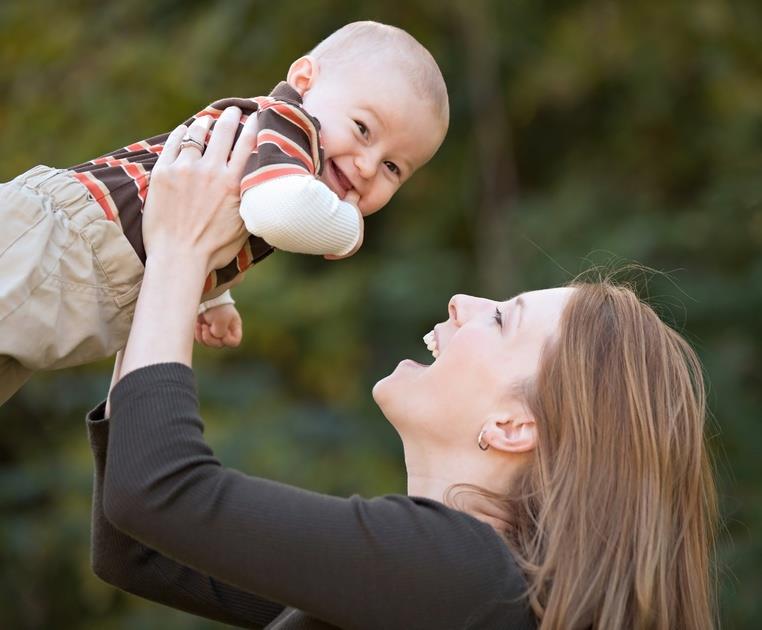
[448,294,498,325]
[448,294,485,325]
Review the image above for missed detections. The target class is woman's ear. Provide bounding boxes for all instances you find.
[287,56,318,96]
[480,416,537,454]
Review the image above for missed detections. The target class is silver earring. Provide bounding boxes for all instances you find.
[477,429,489,451]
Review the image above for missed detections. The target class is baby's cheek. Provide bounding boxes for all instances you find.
[366,187,396,216]
[362,199,383,216]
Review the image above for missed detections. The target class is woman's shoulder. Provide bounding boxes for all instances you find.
[353,495,528,589]
[349,493,535,627]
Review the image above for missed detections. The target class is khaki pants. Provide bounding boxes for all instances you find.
[0,165,144,405]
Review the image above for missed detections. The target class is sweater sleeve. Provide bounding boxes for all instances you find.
[103,364,534,630]
[87,401,285,628]
[240,176,361,256]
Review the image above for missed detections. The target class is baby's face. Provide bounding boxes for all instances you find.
[297,61,445,216]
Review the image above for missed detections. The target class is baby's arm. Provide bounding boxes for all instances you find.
[238,98,363,258]
[240,180,363,258]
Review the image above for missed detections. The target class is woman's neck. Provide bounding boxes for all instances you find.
[404,446,518,535]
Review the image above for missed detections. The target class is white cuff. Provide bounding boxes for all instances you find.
[198,290,235,314]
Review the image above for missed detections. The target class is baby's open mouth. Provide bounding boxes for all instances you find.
[330,160,353,197]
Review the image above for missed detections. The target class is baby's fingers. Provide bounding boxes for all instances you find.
[223,318,243,347]
[344,190,360,208]
[200,324,224,348]
[222,332,242,348]
[209,316,229,339]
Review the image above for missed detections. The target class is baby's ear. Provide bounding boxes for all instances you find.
[287,56,319,96]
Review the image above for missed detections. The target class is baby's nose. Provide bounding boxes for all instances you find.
[355,152,378,178]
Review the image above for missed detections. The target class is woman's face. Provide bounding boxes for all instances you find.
[373,288,575,445]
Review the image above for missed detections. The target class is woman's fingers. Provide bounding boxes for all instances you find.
[176,116,212,163]
[157,107,249,175]
[157,124,188,166]
[228,113,259,177]
[203,106,242,164]
[141,106,248,274]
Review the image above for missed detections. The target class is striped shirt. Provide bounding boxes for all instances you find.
[68,82,324,294]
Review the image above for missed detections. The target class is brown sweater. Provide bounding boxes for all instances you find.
[88,363,536,629]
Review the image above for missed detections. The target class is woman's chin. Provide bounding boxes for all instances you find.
[372,359,429,411]
[371,371,395,408]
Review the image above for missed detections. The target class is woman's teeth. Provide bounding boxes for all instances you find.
[423,331,439,359]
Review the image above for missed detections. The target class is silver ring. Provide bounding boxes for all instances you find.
[179,137,204,152]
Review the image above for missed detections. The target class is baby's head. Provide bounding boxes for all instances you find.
[286,21,449,216]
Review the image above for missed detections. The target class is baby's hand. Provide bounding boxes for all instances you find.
[324,190,364,260]
[195,304,243,348]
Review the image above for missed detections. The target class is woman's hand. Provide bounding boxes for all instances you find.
[142,107,255,276]
[118,108,257,377]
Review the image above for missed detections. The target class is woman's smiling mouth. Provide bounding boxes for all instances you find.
[423,330,440,359]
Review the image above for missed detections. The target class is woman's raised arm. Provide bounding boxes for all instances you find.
[119,108,254,378]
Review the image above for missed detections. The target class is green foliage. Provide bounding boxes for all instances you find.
[1,0,760,627]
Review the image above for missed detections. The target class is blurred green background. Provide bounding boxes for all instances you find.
[1,0,760,627]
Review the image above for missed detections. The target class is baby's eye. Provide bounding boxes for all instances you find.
[354,120,369,137]
[493,307,503,328]
[384,161,400,175]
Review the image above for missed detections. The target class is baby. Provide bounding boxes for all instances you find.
[0,21,449,404]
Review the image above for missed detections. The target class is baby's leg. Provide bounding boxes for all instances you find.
[0,166,143,402]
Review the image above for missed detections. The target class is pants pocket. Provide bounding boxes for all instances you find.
[0,176,144,371]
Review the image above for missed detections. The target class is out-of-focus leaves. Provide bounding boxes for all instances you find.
[1,0,760,627]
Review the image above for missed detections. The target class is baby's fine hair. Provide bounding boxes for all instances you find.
[309,21,449,129]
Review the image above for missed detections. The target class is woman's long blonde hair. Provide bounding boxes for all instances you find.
[506,280,718,629]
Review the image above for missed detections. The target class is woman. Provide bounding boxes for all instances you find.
[89,109,718,629]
